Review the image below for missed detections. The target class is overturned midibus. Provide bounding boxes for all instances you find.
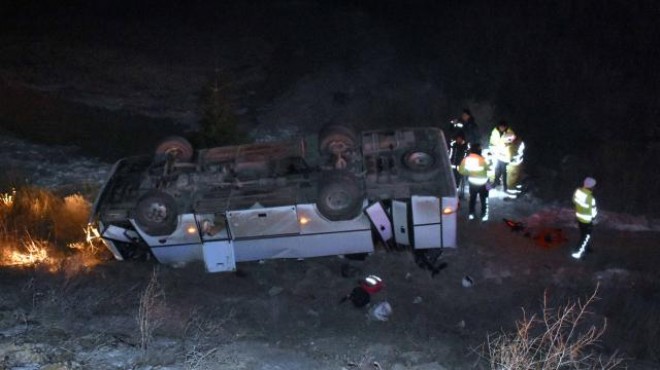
[90,126,458,272]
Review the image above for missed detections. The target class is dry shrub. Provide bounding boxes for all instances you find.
[184,346,243,370]
[4,187,60,238]
[137,268,166,351]
[0,187,105,273]
[1,187,89,244]
[602,277,660,362]
[485,287,624,370]
[184,347,219,370]
[53,194,90,243]
[0,233,54,268]
[184,306,236,343]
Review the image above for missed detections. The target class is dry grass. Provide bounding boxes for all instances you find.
[137,268,166,351]
[0,187,106,272]
[602,277,660,362]
[485,287,624,370]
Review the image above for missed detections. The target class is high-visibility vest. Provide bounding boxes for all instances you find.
[458,153,489,185]
[573,187,597,223]
[489,127,516,163]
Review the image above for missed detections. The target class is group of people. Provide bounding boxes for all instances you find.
[447,109,597,260]
[447,109,518,221]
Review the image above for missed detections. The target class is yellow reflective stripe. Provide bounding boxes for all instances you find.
[576,212,593,222]
[573,190,589,208]
[469,177,488,185]
[465,157,483,171]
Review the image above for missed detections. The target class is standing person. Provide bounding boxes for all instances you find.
[489,120,516,193]
[448,108,481,147]
[449,134,469,199]
[459,108,481,147]
[572,177,597,259]
[458,144,490,221]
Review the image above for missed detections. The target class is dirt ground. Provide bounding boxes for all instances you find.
[2,191,660,370]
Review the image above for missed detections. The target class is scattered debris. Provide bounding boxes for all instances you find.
[461,276,474,288]
[369,302,392,321]
[340,286,371,307]
[341,275,385,308]
[412,296,423,304]
[414,250,447,277]
[503,218,568,248]
[268,286,284,296]
[361,275,384,294]
[533,228,568,248]
[503,218,525,232]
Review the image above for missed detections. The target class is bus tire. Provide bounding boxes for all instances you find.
[134,190,179,236]
[155,136,194,162]
[316,171,363,221]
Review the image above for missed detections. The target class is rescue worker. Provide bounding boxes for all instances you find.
[448,133,469,199]
[448,108,481,147]
[489,120,516,193]
[458,144,490,221]
[572,177,597,259]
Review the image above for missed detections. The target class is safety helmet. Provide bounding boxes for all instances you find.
[583,177,596,188]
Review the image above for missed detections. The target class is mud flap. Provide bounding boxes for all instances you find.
[203,240,236,273]
[365,202,392,243]
[392,200,411,246]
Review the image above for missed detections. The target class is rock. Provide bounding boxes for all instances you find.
[399,350,426,365]
[0,343,47,365]
[268,286,284,296]
[41,363,82,370]
[412,296,423,304]
[461,275,474,288]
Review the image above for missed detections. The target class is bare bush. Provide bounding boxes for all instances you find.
[184,346,219,370]
[184,307,235,342]
[137,268,166,351]
[485,287,624,370]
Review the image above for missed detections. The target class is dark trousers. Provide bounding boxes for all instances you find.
[494,160,508,191]
[468,184,488,216]
[453,169,465,198]
[576,221,593,252]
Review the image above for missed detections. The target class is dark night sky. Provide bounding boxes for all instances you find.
[2,0,660,214]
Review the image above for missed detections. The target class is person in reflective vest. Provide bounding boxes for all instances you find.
[458,144,490,221]
[571,177,598,259]
[489,120,516,193]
